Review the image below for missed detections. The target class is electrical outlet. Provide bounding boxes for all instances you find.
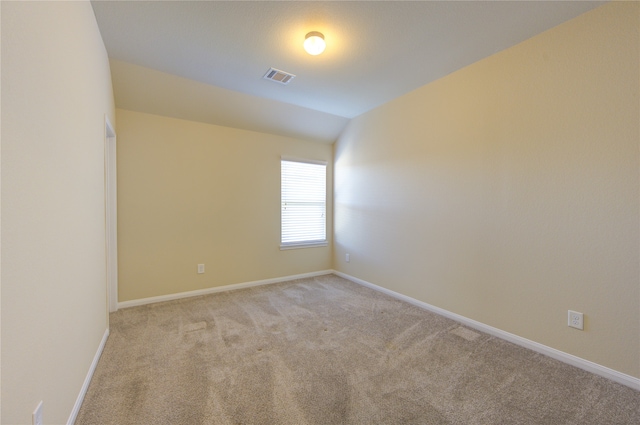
[197,264,205,274]
[568,310,583,330]
[345,253,350,263]
[33,401,43,425]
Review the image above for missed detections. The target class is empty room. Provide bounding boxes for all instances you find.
[1,1,639,424]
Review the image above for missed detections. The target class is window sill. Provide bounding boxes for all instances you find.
[280,241,328,250]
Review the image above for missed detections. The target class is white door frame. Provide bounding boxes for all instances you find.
[105,115,118,313]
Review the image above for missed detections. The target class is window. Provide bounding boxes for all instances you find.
[281,159,327,249]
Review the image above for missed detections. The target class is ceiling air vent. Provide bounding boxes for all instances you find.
[263,67,296,85]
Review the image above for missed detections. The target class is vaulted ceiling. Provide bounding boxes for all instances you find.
[92,1,604,143]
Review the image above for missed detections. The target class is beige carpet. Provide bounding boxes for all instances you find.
[76,274,640,424]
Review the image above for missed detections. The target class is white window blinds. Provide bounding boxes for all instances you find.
[281,159,327,247]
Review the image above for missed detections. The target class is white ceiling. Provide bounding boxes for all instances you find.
[92,1,605,143]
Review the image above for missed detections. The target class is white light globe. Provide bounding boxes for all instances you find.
[304,32,326,55]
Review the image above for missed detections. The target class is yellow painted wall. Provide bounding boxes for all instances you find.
[334,2,639,377]
[116,109,333,302]
[1,2,116,423]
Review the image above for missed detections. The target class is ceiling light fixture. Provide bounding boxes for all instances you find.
[304,31,326,55]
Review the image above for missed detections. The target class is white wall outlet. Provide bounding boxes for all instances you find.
[345,253,350,263]
[197,264,205,274]
[33,401,43,425]
[568,310,584,330]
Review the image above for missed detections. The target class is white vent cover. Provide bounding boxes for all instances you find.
[263,67,296,85]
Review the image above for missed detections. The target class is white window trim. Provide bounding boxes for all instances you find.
[280,157,328,250]
[280,156,327,166]
[280,241,329,250]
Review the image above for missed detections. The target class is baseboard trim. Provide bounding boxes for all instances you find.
[67,328,110,425]
[333,270,640,391]
[117,270,335,309]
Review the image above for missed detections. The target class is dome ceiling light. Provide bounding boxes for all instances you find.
[304,31,326,55]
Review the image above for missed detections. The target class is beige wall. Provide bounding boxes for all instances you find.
[116,109,332,302]
[334,2,639,378]
[1,1,116,424]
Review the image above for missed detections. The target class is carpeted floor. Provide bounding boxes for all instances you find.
[76,274,640,424]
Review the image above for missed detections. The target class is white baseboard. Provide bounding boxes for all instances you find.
[67,328,110,425]
[117,270,334,309]
[333,270,640,391]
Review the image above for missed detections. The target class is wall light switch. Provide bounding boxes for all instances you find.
[197,264,205,274]
[345,253,350,263]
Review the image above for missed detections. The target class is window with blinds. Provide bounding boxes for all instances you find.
[281,159,327,249]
